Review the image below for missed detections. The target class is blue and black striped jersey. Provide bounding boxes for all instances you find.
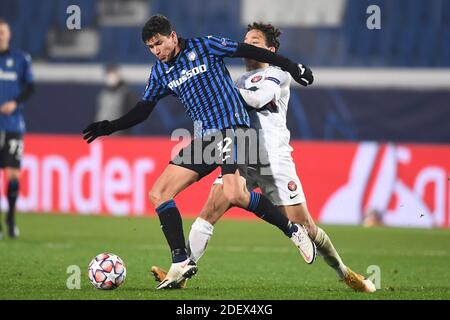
[142,36,250,137]
[0,49,33,133]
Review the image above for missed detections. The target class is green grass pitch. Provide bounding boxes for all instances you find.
[1,213,449,300]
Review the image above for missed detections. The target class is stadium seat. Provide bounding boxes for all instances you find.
[1,0,448,65]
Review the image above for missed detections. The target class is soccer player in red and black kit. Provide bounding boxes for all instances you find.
[83,15,315,289]
[0,18,34,240]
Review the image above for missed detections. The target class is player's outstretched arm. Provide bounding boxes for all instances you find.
[82,100,156,143]
[239,84,280,109]
[232,43,313,86]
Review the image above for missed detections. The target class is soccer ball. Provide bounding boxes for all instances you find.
[88,253,126,290]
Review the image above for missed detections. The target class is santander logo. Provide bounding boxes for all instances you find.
[320,143,449,228]
[6,135,448,227]
[9,142,156,216]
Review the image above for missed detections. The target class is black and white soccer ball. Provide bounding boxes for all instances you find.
[88,253,126,290]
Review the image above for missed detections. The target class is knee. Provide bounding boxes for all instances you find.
[223,189,247,207]
[149,188,171,208]
[7,169,21,182]
[223,192,238,206]
[148,189,161,207]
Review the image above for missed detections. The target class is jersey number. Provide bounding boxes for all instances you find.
[9,139,24,160]
[217,137,233,161]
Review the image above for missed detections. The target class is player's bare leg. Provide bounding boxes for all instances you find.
[5,167,20,238]
[151,172,317,289]
[149,164,200,289]
[151,184,229,288]
[281,203,317,239]
[150,164,199,207]
[282,203,376,292]
[166,171,316,275]
[188,184,231,261]
[151,183,230,288]
[222,171,316,263]
[221,170,249,208]
[200,184,232,225]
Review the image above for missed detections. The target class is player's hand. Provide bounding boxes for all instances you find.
[0,101,17,115]
[288,63,314,86]
[82,120,113,143]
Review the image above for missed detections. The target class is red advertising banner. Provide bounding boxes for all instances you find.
[9,135,450,228]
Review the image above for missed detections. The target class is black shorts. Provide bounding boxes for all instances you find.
[170,127,251,180]
[0,132,24,169]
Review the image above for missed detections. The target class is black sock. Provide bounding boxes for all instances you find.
[155,200,188,263]
[7,179,19,225]
[247,192,297,237]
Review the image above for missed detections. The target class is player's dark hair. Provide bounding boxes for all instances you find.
[141,14,173,43]
[247,22,281,52]
[0,18,9,26]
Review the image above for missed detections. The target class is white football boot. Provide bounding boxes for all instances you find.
[290,223,317,264]
[156,259,197,290]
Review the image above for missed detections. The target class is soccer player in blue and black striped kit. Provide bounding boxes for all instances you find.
[0,19,34,240]
[83,15,315,289]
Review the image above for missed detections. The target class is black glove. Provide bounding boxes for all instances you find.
[82,120,114,143]
[286,63,314,86]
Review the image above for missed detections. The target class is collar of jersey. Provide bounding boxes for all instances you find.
[245,66,270,76]
[0,48,11,55]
